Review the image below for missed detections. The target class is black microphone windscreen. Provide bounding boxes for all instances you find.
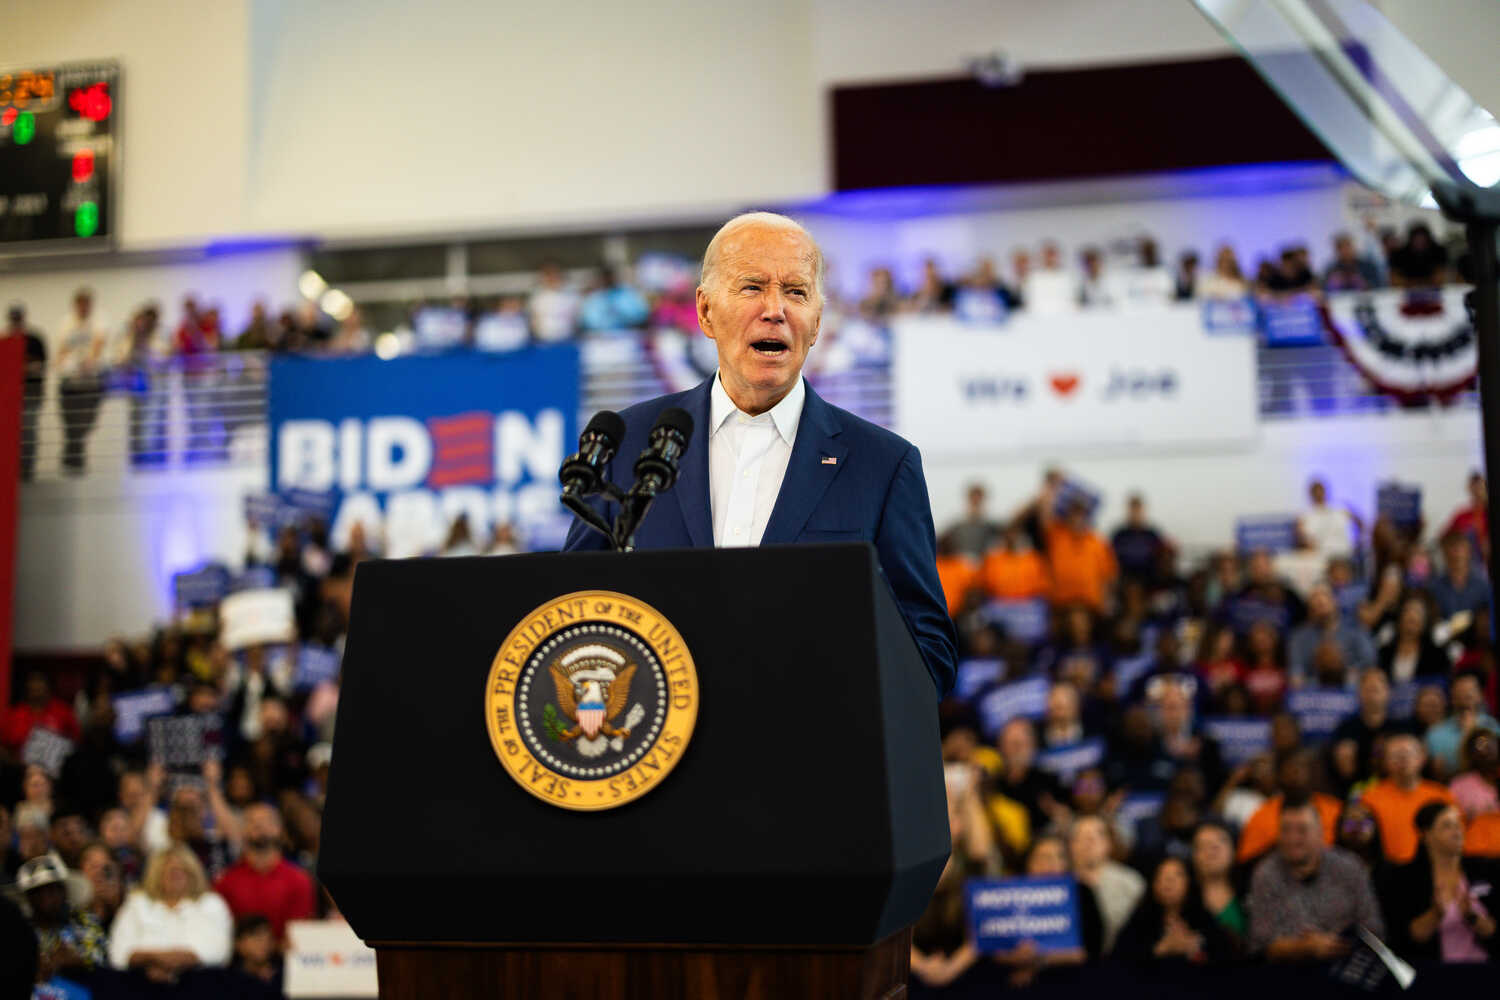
[585,410,626,444]
[654,407,694,444]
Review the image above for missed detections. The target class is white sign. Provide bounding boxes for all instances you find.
[285,920,379,998]
[892,307,1257,456]
[219,588,296,651]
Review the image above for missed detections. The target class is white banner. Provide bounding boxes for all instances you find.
[285,920,379,999]
[219,588,296,651]
[892,307,1257,456]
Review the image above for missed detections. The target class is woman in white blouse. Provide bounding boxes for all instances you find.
[108,844,233,981]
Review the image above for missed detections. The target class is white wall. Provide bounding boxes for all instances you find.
[925,408,1484,559]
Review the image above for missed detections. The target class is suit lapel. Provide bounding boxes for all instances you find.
[761,381,847,545]
[671,378,714,548]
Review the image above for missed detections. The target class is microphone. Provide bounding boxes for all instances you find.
[615,408,694,550]
[559,410,626,548]
[559,410,626,499]
[631,407,694,497]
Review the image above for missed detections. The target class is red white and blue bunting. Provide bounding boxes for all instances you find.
[1321,288,1476,404]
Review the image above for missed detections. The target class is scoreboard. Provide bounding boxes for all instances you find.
[0,61,118,249]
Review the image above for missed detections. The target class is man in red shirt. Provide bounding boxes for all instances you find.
[213,804,315,946]
[0,672,80,756]
[1444,471,1490,564]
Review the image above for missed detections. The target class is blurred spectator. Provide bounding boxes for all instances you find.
[1190,821,1246,942]
[992,718,1066,837]
[1297,478,1358,559]
[981,523,1050,601]
[1450,729,1499,820]
[233,300,276,351]
[1247,795,1384,960]
[474,297,531,352]
[907,257,955,314]
[56,287,108,473]
[0,805,14,881]
[945,483,1001,560]
[213,803,316,945]
[1287,583,1376,686]
[1213,753,1275,830]
[1377,594,1450,683]
[1045,500,1118,612]
[1114,855,1232,964]
[529,262,581,343]
[0,669,81,755]
[329,306,372,354]
[990,834,1098,988]
[1111,493,1168,586]
[953,257,1009,323]
[441,513,480,557]
[1069,814,1145,954]
[1426,671,1500,780]
[1235,549,1307,632]
[1361,733,1456,864]
[1236,751,1340,865]
[1336,798,1386,872]
[1322,231,1383,292]
[16,803,51,861]
[19,852,109,981]
[1241,621,1288,714]
[49,807,90,869]
[1332,669,1404,785]
[1025,241,1076,315]
[1388,222,1450,287]
[79,841,124,928]
[0,891,38,995]
[1262,247,1316,299]
[579,267,649,331]
[1042,680,1085,749]
[1195,624,1247,705]
[173,294,220,356]
[909,765,999,991]
[1105,704,1178,795]
[934,536,977,617]
[858,267,901,321]
[5,302,46,480]
[1382,802,1498,962]
[1110,237,1174,307]
[232,915,280,989]
[1198,245,1249,300]
[1077,246,1111,307]
[1172,251,1199,302]
[1442,472,1489,565]
[109,844,233,975]
[21,765,54,819]
[1432,531,1492,623]
[486,522,525,557]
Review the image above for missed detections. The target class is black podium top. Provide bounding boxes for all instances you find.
[319,543,948,946]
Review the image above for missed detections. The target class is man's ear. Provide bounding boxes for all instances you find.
[696,286,714,340]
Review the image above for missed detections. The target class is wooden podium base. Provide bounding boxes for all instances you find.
[373,929,911,1000]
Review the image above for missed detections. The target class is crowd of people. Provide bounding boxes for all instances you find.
[0,514,365,998]
[915,468,1499,994]
[3,219,1464,478]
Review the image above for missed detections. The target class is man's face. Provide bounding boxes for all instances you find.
[697,224,821,412]
[1385,736,1422,782]
[27,883,67,922]
[999,720,1035,770]
[243,805,282,848]
[100,810,129,848]
[52,815,88,857]
[1359,670,1389,712]
[1278,806,1320,868]
[1308,586,1335,622]
[1046,684,1078,726]
[1309,480,1326,505]
[1453,676,1481,713]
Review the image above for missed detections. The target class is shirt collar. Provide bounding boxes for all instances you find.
[710,372,805,446]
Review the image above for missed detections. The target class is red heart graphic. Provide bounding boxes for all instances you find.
[1049,373,1081,396]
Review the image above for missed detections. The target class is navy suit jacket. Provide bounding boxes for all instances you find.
[562,377,957,696]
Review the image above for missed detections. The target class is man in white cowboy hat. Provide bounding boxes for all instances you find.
[17,852,108,982]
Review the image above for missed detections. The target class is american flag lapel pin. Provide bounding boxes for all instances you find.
[821,456,838,465]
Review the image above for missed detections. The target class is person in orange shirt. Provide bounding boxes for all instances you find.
[981,523,1051,601]
[935,535,980,616]
[1043,500,1117,611]
[1362,733,1457,864]
[1466,812,1500,857]
[1237,751,1342,863]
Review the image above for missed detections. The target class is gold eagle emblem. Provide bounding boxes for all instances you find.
[549,660,637,741]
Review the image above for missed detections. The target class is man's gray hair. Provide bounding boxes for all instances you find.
[699,211,825,302]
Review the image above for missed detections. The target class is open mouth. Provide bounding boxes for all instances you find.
[751,339,789,356]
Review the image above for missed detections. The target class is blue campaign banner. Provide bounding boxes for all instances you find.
[1377,481,1422,529]
[967,876,1082,954]
[1035,738,1105,782]
[977,677,1050,739]
[1259,298,1326,347]
[1112,650,1156,695]
[295,644,343,689]
[173,563,231,608]
[1236,515,1299,554]
[954,659,1006,702]
[269,347,579,554]
[1287,688,1360,740]
[1118,792,1167,837]
[1203,717,1272,765]
[112,687,177,744]
[983,598,1051,646]
[1201,297,1257,333]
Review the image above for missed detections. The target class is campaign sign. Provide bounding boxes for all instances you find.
[1376,482,1422,529]
[147,713,223,770]
[1236,515,1299,554]
[295,645,343,690]
[173,563,231,609]
[1035,739,1105,782]
[220,589,296,650]
[1203,717,1273,765]
[955,659,1005,702]
[984,598,1050,645]
[967,876,1083,954]
[977,677,1050,739]
[1259,298,1325,347]
[1287,688,1360,741]
[113,687,177,744]
[1112,651,1156,695]
[269,347,579,557]
[1118,792,1168,836]
[22,728,75,778]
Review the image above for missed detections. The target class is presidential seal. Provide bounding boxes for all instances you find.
[484,590,699,811]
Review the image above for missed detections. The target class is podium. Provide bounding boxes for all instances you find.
[318,543,949,999]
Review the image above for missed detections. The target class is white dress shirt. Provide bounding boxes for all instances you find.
[709,373,805,547]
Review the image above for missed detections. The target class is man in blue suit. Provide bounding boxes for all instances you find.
[563,212,957,695]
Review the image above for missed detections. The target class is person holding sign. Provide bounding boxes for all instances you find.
[988,834,1101,989]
